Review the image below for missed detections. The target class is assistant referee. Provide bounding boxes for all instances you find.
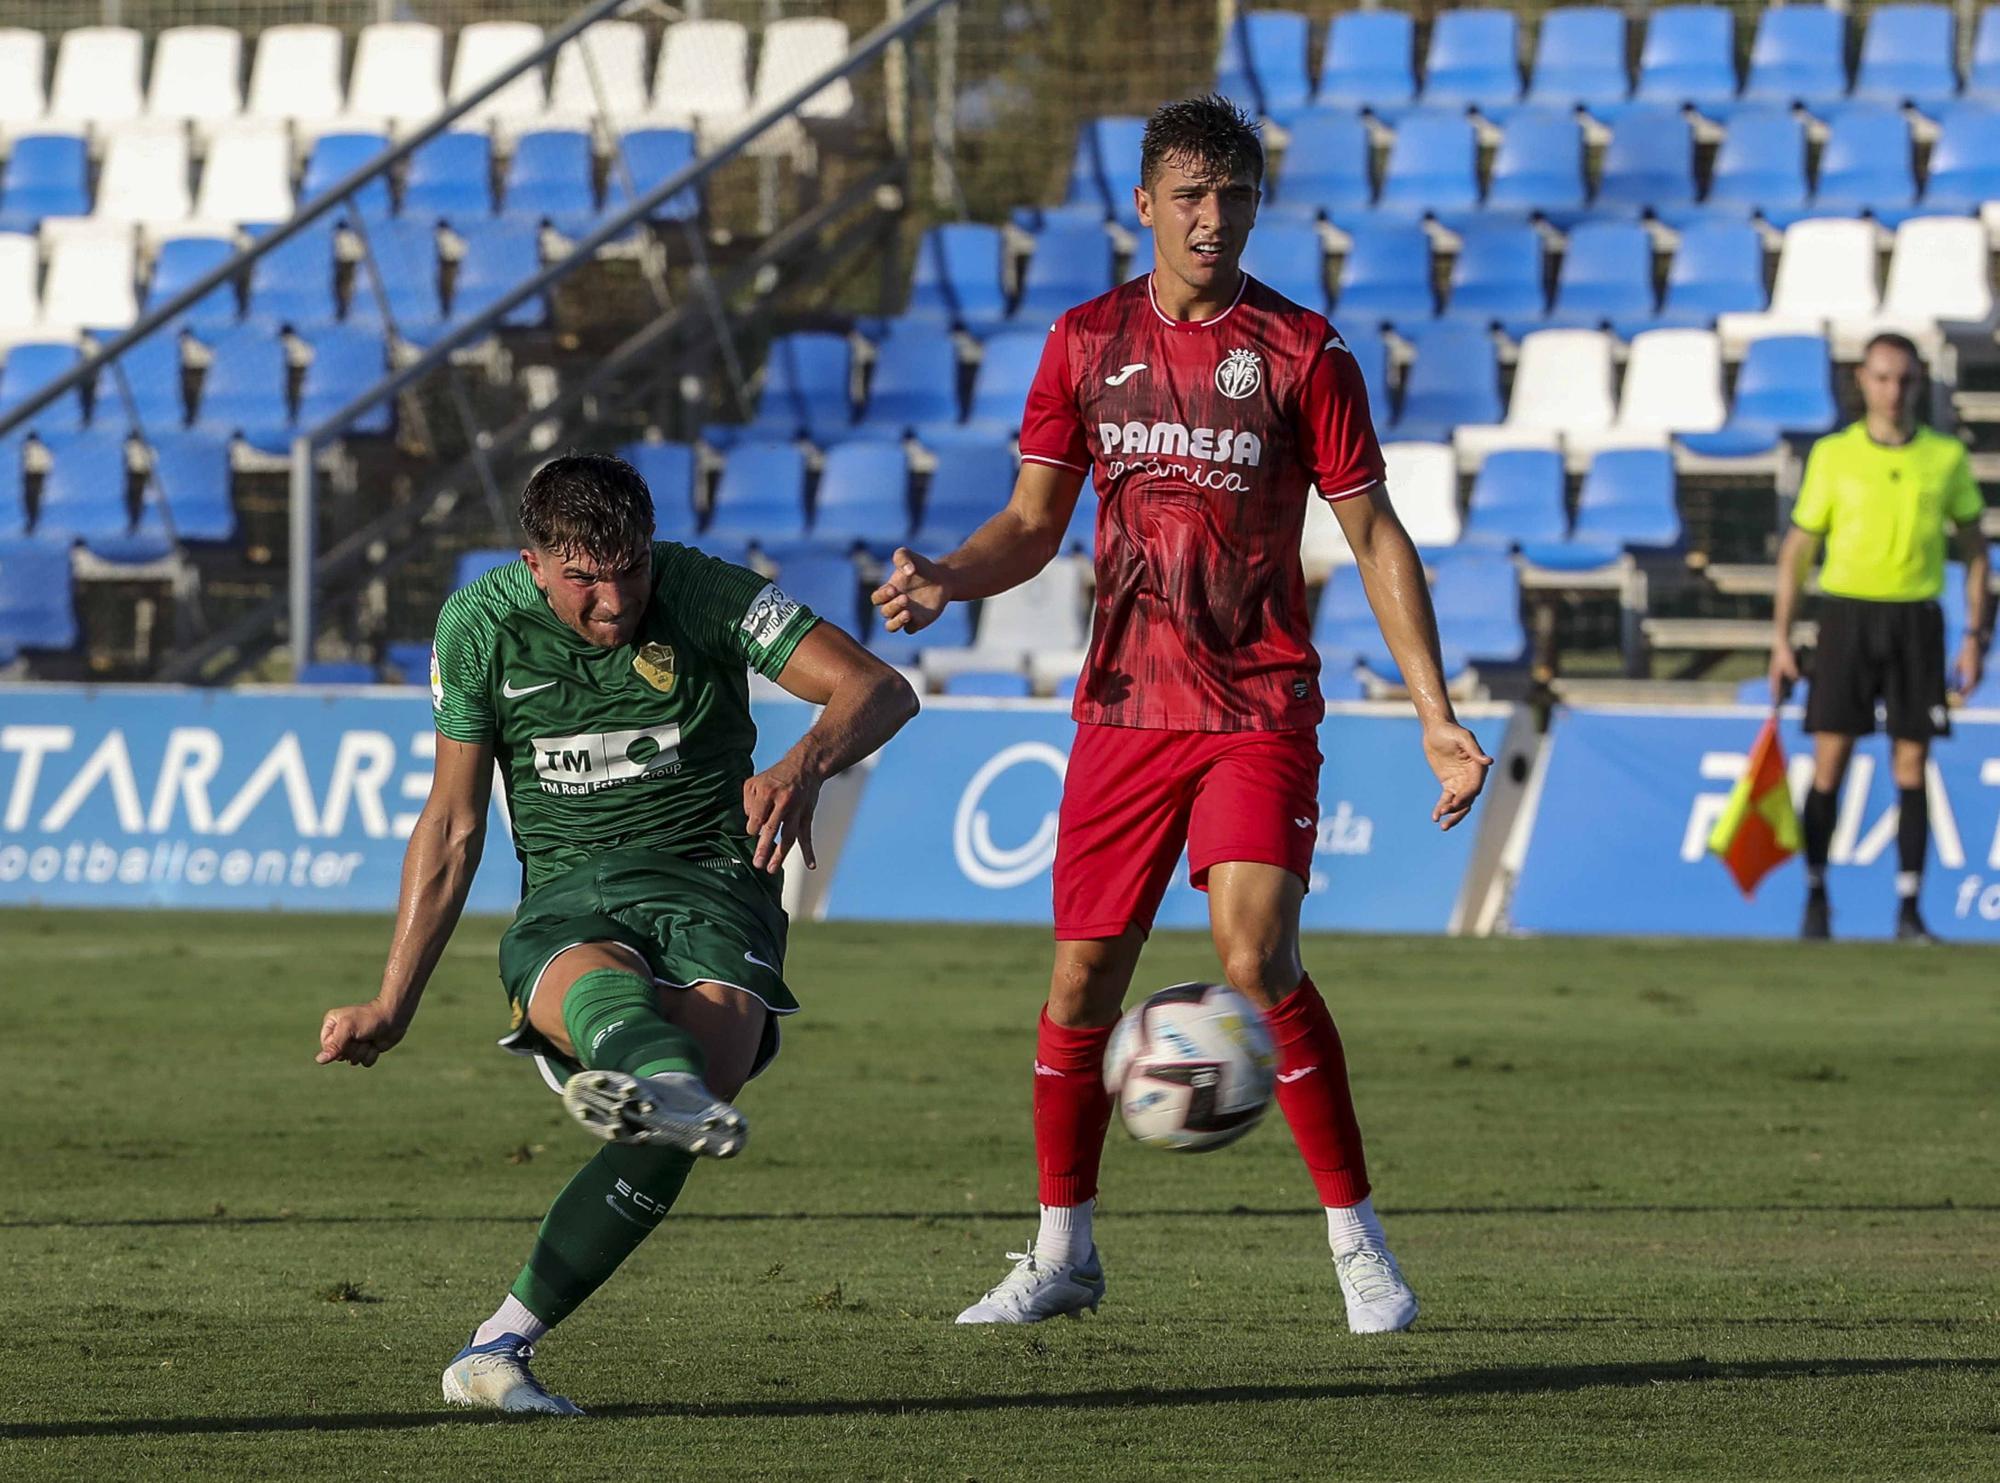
[1770,333,1991,942]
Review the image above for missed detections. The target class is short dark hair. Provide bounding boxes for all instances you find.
[1140,94,1264,191]
[519,453,654,564]
[1861,331,1923,365]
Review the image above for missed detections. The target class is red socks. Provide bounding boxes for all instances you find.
[1033,1009,1114,1207]
[1264,974,1370,1207]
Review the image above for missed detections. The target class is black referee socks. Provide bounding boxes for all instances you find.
[1898,787,1928,891]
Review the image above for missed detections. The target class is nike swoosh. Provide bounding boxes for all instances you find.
[743,950,778,973]
[1276,1067,1317,1083]
[501,678,557,698]
[1104,363,1148,386]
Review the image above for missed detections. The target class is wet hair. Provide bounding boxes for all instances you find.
[1139,94,1264,191]
[1861,331,1922,365]
[519,453,654,566]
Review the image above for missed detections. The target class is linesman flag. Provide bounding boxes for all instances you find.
[1707,717,1802,897]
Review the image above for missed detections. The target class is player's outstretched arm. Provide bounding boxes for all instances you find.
[745,625,920,874]
[1333,485,1493,830]
[317,735,493,1067]
[870,460,1086,634]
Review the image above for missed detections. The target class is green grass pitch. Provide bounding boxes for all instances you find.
[1,909,1995,1480]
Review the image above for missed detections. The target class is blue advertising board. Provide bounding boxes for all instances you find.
[1508,706,2000,941]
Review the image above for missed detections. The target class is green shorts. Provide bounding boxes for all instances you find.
[496,844,796,1088]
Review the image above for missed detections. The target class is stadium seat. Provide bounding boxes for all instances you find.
[1444,221,1544,333]
[1716,218,1880,352]
[143,430,235,542]
[1125,233,1153,282]
[1485,109,1587,225]
[0,435,23,532]
[1377,111,1480,218]
[905,224,1008,335]
[403,133,496,222]
[913,437,1013,549]
[1422,11,1524,113]
[245,24,347,131]
[1974,7,2000,101]
[95,122,194,229]
[1393,323,1503,442]
[857,321,960,436]
[296,324,391,436]
[1656,220,1767,328]
[0,30,48,138]
[918,329,1041,444]
[1595,106,1698,218]
[1549,222,1656,332]
[504,129,599,237]
[194,324,292,452]
[1334,221,1434,327]
[746,16,855,159]
[619,440,698,541]
[548,20,649,127]
[1300,485,1355,579]
[449,219,547,333]
[1312,564,1382,652]
[1430,550,1526,662]
[450,20,548,139]
[710,331,851,446]
[1455,328,1617,459]
[812,440,911,549]
[1743,6,1848,110]
[1923,104,2000,211]
[1269,108,1372,222]
[1060,473,1094,554]
[650,19,751,138]
[300,131,395,220]
[1635,5,1739,115]
[1702,107,1810,225]
[34,430,160,561]
[1854,4,1959,109]
[347,22,446,133]
[40,221,137,337]
[604,128,701,224]
[48,26,144,133]
[768,550,861,634]
[0,535,78,652]
[1567,447,1682,555]
[943,670,1031,698]
[91,326,188,432]
[346,219,446,344]
[1677,335,1836,459]
[1216,9,1313,121]
[1340,326,1392,430]
[147,26,244,134]
[1060,116,1146,228]
[1316,11,1418,117]
[0,233,34,348]
[297,661,377,684]
[1238,219,1328,310]
[1851,215,1997,352]
[1013,220,1114,325]
[0,341,85,434]
[1526,7,1630,116]
[705,440,809,549]
[1577,327,1727,455]
[0,133,89,234]
[452,549,517,590]
[1458,448,1568,550]
[196,121,295,226]
[1382,440,1463,547]
[970,555,1090,659]
[1813,106,1917,224]
[243,220,340,332]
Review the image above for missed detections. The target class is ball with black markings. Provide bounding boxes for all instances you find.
[1103,982,1276,1152]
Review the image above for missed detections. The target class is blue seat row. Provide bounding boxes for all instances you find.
[1313,550,1527,670]
[1458,447,1683,566]
[0,429,235,561]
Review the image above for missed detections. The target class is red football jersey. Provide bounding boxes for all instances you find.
[1019,273,1385,731]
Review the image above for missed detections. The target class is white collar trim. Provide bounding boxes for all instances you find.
[1146,270,1248,329]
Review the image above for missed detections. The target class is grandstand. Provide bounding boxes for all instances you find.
[0,2,1995,711]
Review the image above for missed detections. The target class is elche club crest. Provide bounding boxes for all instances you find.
[633,641,677,693]
[1215,348,1262,400]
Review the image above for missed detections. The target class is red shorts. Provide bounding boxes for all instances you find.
[1052,723,1322,940]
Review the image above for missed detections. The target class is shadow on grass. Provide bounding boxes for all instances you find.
[5,1355,1995,1440]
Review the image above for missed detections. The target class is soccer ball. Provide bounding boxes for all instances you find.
[1103,983,1276,1152]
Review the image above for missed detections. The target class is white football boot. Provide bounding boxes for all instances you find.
[561,1069,747,1158]
[442,1335,584,1416]
[1335,1245,1419,1333]
[956,1244,1106,1323]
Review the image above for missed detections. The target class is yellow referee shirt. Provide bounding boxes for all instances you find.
[1792,423,1982,602]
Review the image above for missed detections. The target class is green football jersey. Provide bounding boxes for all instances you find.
[430,541,819,893]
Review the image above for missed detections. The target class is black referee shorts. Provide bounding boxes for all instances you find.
[1805,595,1950,741]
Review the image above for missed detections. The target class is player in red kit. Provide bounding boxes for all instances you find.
[872,97,1491,1332]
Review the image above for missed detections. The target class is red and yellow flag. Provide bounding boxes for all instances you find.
[1707,717,1802,898]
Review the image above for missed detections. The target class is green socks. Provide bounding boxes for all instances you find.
[560,966,704,1081]
[510,1142,695,1327]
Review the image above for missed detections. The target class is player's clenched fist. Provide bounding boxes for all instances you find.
[317,1000,407,1067]
[869,547,948,634]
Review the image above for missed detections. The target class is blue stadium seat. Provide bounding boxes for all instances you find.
[298,661,378,684]
[604,128,701,225]
[813,439,911,548]
[1568,447,1681,553]
[1678,335,1836,458]
[1974,7,2000,101]
[705,439,809,548]
[1854,4,1959,109]
[854,321,959,436]
[619,440,698,541]
[1239,219,1327,310]
[1355,629,1472,685]
[905,223,1008,334]
[869,595,972,662]
[918,329,1042,445]
[90,328,188,433]
[1813,105,1918,223]
[1634,5,1738,115]
[300,131,394,219]
[945,669,1032,698]
[0,133,90,234]
[1703,107,1810,225]
[1061,116,1146,228]
[0,437,22,534]
[449,219,548,332]
[346,218,446,343]
[194,325,292,452]
[403,132,496,222]
[297,325,391,437]
[1422,11,1524,113]
[143,431,236,543]
[1,342,86,435]
[1444,222,1544,333]
[1527,7,1630,116]
[0,535,78,654]
[1269,108,1373,222]
[1338,326,1391,430]
[145,236,240,337]
[713,332,851,446]
[1012,219,1113,325]
[1923,104,2000,211]
[1459,448,1567,549]
[1394,323,1503,441]
[1743,6,1848,111]
[1429,550,1526,662]
[1485,109,1586,224]
[452,550,517,590]
[1061,471,1095,554]
[769,550,861,634]
[35,431,169,562]
[1216,9,1313,121]
[1316,11,1417,117]
[385,642,432,683]
[1549,222,1655,332]
[1335,221,1434,327]
[504,129,598,237]
[914,437,1013,549]
[1311,565,1380,653]
[1596,106,1697,217]
[1377,111,1480,219]
[244,221,341,332]
[1125,232,1153,282]
[1656,220,1768,327]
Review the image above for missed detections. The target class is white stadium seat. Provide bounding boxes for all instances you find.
[1716,218,1879,356]
[748,17,854,160]
[39,219,137,335]
[548,20,650,129]
[0,29,49,138]
[1841,216,1997,356]
[347,22,446,133]
[920,556,1092,681]
[1454,329,1617,463]
[1302,484,1357,581]
[48,26,145,134]
[0,233,42,348]
[1382,441,1463,547]
[246,24,347,130]
[1570,327,1727,458]
[194,120,294,226]
[650,19,750,137]
[146,26,244,134]
[450,21,549,139]
[95,122,195,230]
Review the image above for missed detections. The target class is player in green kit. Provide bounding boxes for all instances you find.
[315,453,918,1415]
